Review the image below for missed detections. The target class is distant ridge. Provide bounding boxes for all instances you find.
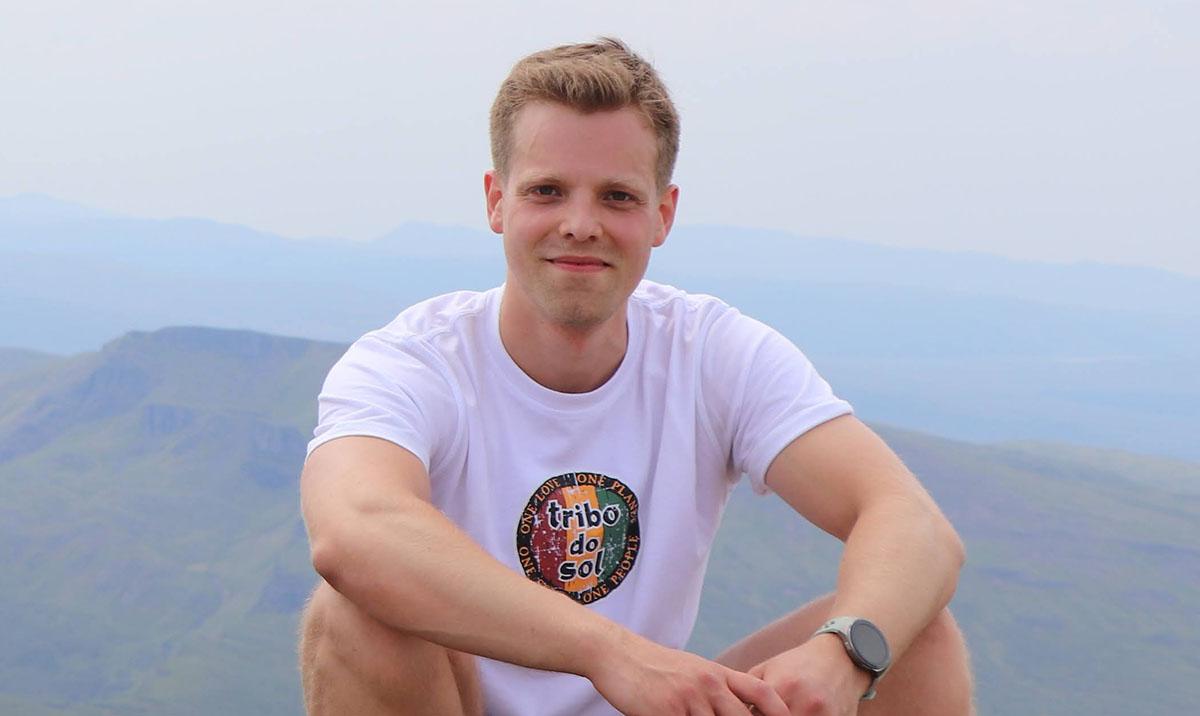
[990,439,1200,497]
[105,325,343,359]
[658,225,1200,318]
[3,204,1198,352]
[0,326,346,465]
[3,194,1198,316]
[2,199,1196,460]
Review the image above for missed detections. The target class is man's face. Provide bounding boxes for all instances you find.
[485,102,678,331]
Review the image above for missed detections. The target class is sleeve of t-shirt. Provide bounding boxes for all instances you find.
[305,332,460,473]
[701,308,853,495]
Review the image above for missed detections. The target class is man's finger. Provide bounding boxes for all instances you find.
[710,686,756,716]
[725,669,789,716]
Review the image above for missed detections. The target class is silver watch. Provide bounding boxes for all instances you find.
[812,616,891,700]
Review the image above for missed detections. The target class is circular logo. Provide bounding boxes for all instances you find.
[515,472,641,604]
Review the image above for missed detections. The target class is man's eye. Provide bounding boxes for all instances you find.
[607,191,636,202]
[531,186,559,197]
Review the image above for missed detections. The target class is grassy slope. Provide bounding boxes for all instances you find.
[691,427,1200,715]
[0,327,1196,715]
[0,328,342,715]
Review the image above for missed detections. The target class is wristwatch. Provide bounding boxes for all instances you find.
[811,616,891,700]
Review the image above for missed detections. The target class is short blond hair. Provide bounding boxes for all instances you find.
[489,37,680,191]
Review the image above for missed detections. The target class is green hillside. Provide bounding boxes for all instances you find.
[691,428,1200,714]
[0,327,1196,715]
[0,328,343,715]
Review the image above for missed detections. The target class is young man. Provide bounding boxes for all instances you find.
[299,38,972,715]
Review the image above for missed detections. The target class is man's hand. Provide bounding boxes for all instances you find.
[587,631,790,716]
[747,635,871,715]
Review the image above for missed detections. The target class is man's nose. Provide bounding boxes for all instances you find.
[558,197,602,241]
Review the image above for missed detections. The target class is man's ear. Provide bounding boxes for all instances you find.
[484,170,504,234]
[653,184,680,248]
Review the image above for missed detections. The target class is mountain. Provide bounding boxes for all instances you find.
[5,196,1199,352]
[3,197,1197,461]
[6,196,1198,320]
[0,328,344,715]
[0,208,504,356]
[654,225,1200,319]
[0,327,1196,715]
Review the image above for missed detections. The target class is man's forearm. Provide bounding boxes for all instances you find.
[762,417,966,661]
[313,491,622,677]
[826,495,964,659]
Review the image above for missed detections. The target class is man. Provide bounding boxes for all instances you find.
[299,38,972,715]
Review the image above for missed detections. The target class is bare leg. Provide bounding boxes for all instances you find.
[298,579,484,716]
[716,593,974,716]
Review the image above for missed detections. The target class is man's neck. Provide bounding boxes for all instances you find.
[498,293,628,394]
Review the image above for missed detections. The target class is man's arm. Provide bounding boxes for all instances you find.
[301,435,789,716]
[753,414,965,707]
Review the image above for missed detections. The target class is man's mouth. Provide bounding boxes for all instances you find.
[547,256,610,272]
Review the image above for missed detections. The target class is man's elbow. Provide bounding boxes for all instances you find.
[304,505,381,595]
[938,514,966,567]
[302,496,361,593]
[303,492,424,598]
[935,513,967,598]
[309,530,345,590]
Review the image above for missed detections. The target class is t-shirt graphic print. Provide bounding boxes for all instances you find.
[516,471,641,604]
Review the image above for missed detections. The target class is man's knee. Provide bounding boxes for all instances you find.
[298,579,482,713]
[299,579,426,685]
[915,608,957,643]
[911,608,971,672]
[874,608,973,715]
[299,580,343,666]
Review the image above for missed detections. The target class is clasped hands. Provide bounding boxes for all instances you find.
[589,631,871,715]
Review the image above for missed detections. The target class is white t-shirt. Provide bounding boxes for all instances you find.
[307,280,853,715]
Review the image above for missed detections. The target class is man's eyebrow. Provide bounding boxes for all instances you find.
[515,174,650,193]
[601,178,646,192]
[516,174,565,188]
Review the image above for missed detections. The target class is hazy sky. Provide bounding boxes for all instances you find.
[3,1,1197,275]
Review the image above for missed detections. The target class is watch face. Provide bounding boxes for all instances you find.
[850,620,890,670]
